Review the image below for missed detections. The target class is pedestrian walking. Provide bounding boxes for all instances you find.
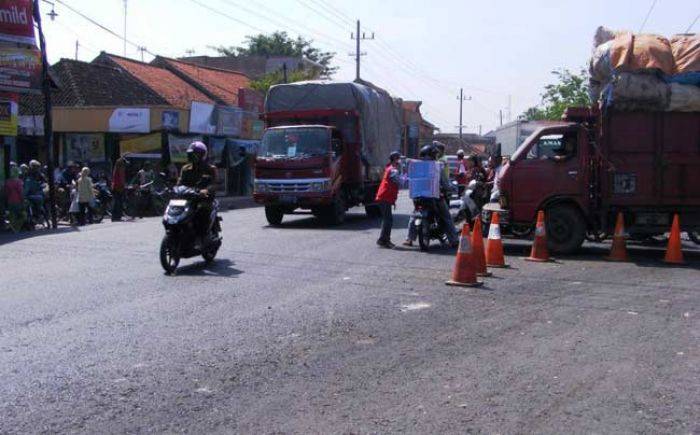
[111,158,126,221]
[75,167,95,225]
[375,151,402,248]
[4,166,26,232]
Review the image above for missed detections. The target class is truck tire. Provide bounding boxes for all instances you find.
[689,230,700,245]
[321,198,346,225]
[265,206,284,226]
[545,205,586,254]
[364,203,381,218]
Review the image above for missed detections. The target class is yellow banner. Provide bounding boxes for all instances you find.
[120,132,161,155]
[0,95,18,136]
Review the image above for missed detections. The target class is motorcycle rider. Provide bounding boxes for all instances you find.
[24,160,47,224]
[403,144,459,247]
[177,141,218,246]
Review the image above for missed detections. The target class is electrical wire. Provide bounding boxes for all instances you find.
[638,0,658,33]
[685,11,700,33]
[53,0,157,57]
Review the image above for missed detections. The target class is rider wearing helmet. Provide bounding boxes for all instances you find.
[177,141,217,192]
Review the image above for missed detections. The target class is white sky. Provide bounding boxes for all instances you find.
[39,0,699,134]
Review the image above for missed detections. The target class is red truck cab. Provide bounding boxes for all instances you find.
[488,107,700,253]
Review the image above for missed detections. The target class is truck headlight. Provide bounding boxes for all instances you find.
[254,181,268,193]
[310,179,331,192]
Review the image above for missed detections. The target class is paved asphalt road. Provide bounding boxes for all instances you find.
[1,194,699,434]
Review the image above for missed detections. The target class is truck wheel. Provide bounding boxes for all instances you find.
[689,230,700,245]
[364,203,381,219]
[265,206,284,226]
[321,198,346,225]
[545,205,586,254]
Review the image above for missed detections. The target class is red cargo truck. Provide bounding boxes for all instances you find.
[484,106,700,253]
[254,81,403,225]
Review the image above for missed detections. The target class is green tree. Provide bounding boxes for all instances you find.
[248,69,316,95]
[523,69,591,121]
[211,31,337,78]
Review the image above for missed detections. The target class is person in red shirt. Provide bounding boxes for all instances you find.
[111,157,127,221]
[375,151,402,248]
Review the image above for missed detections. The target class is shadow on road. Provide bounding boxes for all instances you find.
[264,212,413,232]
[0,226,79,245]
[172,258,243,278]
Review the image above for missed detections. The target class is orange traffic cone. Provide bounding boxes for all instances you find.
[605,212,629,262]
[664,214,685,265]
[472,217,492,277]
[525,210,551,262]
[486,212,509,268]
[446,222,483,288]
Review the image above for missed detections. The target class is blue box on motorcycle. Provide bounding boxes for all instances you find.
[407,160,439,199]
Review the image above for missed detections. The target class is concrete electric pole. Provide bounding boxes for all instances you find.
[457,88,471,140]
[350,20,374,81]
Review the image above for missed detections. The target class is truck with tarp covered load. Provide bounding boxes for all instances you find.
[254,80,403,225]
[483,106,700,253]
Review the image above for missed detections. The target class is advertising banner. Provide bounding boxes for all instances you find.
[216,107,242,136]
[17,114,42,135]
[0,0,36,45]
[0,91,18,135]
[63,134,106,163]
[0,46,41,93]
[188,101,215,134]
[168,134,202,163]
[161,110,179,131]
[108,108,150,133]
[120,132,161,155]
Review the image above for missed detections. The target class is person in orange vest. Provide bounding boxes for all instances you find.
[375,151,402,248]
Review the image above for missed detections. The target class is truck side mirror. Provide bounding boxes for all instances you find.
[331,139,343,157]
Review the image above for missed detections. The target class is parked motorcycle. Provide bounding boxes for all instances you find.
[92,181,113,221]
[454,179,487,224]
[159,185,222,274]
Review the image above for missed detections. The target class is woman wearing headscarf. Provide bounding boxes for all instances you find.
[75,167,95,225]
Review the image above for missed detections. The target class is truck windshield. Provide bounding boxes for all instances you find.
[260,128,330,158]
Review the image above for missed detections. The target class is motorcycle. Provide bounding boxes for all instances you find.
[159,185,223,274]
[92,181,113,221]
[412,197,449,251]
[454,179,487,224]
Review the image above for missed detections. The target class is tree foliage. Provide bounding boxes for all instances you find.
[211,31,337,78]
[249,69,317,95]
[523,69,591,121]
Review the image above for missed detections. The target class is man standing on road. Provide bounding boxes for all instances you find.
[375,151,402,249]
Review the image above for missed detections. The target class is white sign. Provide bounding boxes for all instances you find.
[108,108,150,133]
[18,114,43,136]
[189,101,216,134]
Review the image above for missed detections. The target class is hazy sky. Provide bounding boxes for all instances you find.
[39,0,699,133]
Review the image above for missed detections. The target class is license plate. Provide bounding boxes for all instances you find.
[278,195,297,204]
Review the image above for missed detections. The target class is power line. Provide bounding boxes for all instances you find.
[685,11,700,33]
[53,0,157,57]
[638,0,658,33]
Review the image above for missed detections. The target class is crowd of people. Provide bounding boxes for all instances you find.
[373,141,506,249]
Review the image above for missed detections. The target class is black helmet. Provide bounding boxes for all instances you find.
[419,144,437,160]
[389,151,401,162]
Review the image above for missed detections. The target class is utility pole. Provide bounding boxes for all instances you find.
[34,0,57,228]
[350,20,373,81]
[282,63,288,83]
[138,46,147,62]
[507,94,512,123]
[74,40,79,60]
[123,0,127,56]
[457,88,471,141]
[478,124,482,136]
[499,109,503,126]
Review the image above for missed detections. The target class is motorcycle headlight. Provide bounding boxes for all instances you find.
[167,205,188,216]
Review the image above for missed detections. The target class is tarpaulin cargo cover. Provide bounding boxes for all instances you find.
[264,80,403,171]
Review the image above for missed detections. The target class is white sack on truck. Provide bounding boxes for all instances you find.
[604,72,670,111]
[668,83,700,112]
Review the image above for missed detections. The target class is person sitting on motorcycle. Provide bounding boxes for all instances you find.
[455,149,468,195]
[177,141,217,244]
[403,145,459,247]
[23,160,46,221]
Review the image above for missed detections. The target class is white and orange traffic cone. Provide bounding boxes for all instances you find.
[664,214,685,265]
[446,223,484,288]
[486,212,509,268]
[525,210,551,262]
[606,212,629,262]
[472,216,492,277]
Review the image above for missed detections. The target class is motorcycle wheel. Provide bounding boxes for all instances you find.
[417,221,431,251]
[92,205,105,224]
[689,230,700,245]
[202,246,218,264]
[160,236,180,274]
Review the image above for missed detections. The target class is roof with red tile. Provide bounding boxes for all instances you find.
[154,57,250,106]
[96,53,213,109]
